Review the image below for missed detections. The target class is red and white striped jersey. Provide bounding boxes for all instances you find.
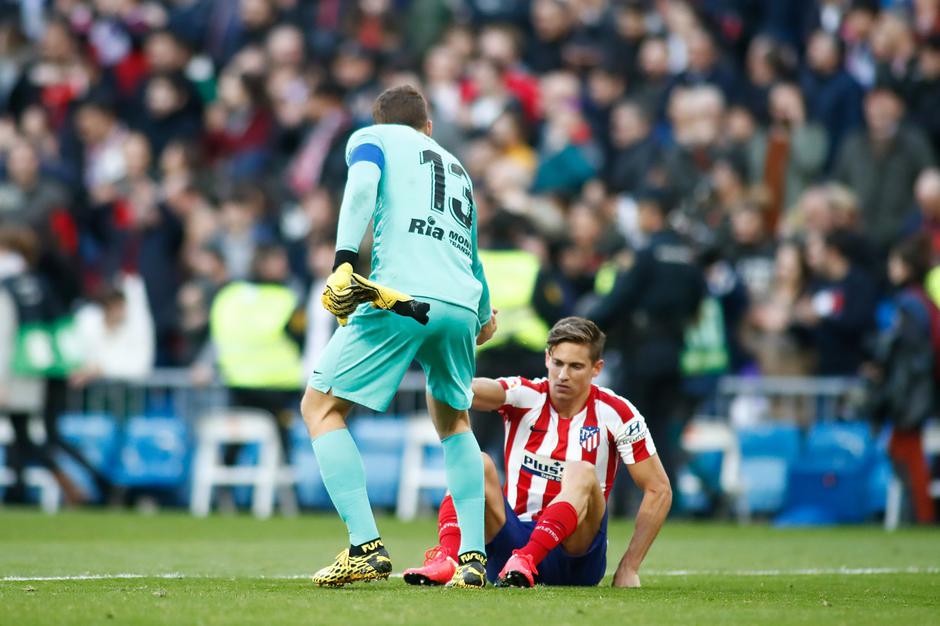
[497,376,656,522]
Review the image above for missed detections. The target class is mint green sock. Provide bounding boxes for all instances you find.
[441,431,485,555]
[312,429,380,546]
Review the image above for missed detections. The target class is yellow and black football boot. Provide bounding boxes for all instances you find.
[312,540,392,587]
[444,551,487,589]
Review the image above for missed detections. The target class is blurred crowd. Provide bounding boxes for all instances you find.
[0,0,939,393]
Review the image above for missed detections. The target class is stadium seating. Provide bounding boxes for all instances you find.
[680,418,747,521]
[58,413,121,470]
[804,422,873,465]
[56,413,121,501]
[679,417,899,524]
[190,408,297,518]
[349,415,406,509]
[738,423,801,514]
[397,415,448,520]
[288,418,332,509]
[3,397,909,526]
[777,422,876,525]
[288,414,415,512]
[111,415,190,488]
[676,453,723,514]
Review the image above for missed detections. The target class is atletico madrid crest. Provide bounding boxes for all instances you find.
[579,426,600,452]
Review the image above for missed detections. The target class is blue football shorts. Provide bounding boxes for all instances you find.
[485,497,609,586]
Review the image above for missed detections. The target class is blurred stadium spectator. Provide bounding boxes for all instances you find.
[69,273,155,386]
[0,225,103,504]
[864,234,938,524]
[205,243,304,453]
[0,0,939,517]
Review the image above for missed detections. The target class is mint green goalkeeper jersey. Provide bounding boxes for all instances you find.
[336,124,491,326]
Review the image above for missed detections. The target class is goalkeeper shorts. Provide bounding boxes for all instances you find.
[309,298,479,412]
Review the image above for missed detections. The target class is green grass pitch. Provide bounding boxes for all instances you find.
[1,510,938,625]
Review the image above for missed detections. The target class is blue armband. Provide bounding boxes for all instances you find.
[348,143,385,171]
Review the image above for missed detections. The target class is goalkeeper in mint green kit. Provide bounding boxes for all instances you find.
[302,85,497,588]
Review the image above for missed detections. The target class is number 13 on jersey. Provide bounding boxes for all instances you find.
[420,149,473,230]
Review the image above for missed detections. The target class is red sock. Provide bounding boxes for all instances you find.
[518,501,579,565]
[437,495,461,560]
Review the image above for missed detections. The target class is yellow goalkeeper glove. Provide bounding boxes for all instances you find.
[321,263,430,326]
[321,262,361,326]
[350,272,430,325]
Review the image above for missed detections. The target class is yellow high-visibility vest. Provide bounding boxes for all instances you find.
[210,282,303,389]
[927,266,940,309]
[478,250,548,353]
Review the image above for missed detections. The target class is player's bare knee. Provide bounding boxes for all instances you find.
[300,388,318,424]
[563,460,597,492]
[300,387,340,433]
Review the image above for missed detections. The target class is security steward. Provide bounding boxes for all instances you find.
[588,188,706,490]
[209,244,305,455]
[474,244,550,464]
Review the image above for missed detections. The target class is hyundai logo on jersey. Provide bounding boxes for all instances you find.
[580,426,601,452]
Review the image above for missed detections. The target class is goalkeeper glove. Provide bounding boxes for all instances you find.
[321,262,431,326]
[350,272,430,325]
[321,262,361,326]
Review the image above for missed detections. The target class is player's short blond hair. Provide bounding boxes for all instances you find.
[547,317,606,363]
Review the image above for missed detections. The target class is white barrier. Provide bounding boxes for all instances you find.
[714,376,863,426]
[680,417,748,523]
[190,408,297,519]
[396,414,447,520]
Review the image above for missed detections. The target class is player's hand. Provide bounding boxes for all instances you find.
[321,262,363,326]
[476,308,498,346]
[350,272,430,325]
[612,566,641,588]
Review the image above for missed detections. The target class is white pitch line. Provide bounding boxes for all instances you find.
[2,573,184,582]
[0,573,383,582]
[2,567,937,582]
[646,567,940,576]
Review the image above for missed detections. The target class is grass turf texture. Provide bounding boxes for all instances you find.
[1,511,938,625]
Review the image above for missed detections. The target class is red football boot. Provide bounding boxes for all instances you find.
[403,546,458,586]
[495,551,538,588]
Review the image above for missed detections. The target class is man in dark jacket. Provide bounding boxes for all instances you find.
[671,28,739,102]
[909,35,940,157]
[0,140,80,306]
[834,83,936,252]
[589,189,706,489]
[800,30,865,171]
[796,229,878,376]
[603,100,660,195]
[133,72,203,159]
[865,235,937,524]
